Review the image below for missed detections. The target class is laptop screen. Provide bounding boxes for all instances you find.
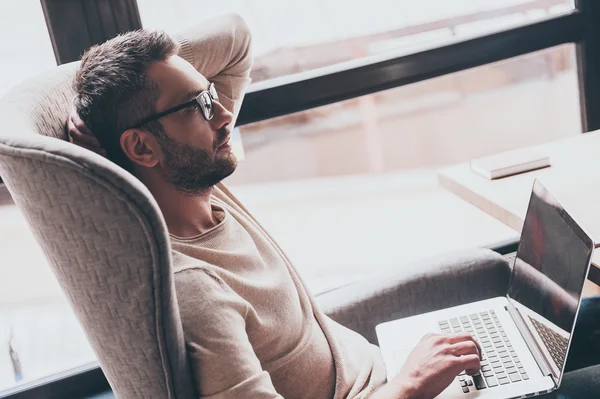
[507,180,593,373]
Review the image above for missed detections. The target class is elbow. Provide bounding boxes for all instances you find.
[227,13,254,75]
[228,13,251,40]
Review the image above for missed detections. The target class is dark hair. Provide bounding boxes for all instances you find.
[73,29,179,170]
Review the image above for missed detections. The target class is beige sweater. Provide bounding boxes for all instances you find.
[171,14,386,399]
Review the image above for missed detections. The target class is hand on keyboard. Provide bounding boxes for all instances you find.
[373,333,481,399]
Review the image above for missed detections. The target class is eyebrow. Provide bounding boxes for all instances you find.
[172,89,202,108]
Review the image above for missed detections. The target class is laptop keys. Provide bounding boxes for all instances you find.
[439,311,533,392]
[486,376,499,387]
[472,374,487,390]
[437,321,451,334]
[509,373,522,383]
[529,316,568,368]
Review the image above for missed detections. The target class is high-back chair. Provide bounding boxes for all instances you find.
[0,39,195,399]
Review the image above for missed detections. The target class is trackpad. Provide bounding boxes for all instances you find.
[377,317,439,378]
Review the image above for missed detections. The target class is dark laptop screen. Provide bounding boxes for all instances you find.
[508,180,593,340]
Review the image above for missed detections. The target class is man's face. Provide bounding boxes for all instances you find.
[145,55,236,194]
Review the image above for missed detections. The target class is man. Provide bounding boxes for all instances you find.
[68,14,486,399]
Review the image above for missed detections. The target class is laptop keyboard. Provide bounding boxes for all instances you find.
[438,310,529,394]
[529,316,568,368]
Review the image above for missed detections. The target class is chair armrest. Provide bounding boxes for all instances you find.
[552,364,600,398]
[315,248,511,344]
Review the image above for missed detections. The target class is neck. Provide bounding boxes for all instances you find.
[144,177,219,238]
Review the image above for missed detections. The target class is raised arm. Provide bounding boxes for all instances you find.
[67,14,254,153]
[174,13,253,125]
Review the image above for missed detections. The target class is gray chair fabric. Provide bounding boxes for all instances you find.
[0,56,194,399]
[551,364,600,398]
[316,248,511,344]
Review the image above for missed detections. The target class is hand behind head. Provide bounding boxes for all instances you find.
[66,102,107,157]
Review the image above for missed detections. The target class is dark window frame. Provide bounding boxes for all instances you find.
[2,0,600,397]
[237,10,583,126]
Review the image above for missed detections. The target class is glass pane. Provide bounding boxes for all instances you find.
[0,2,93,392]
[231,45,579,183]
[137,0,574,82]
[0,0,56,98]
[225,44,578,292]
[0,204,97,392]
[0,205,95,391]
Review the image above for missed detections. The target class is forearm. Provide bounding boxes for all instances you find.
[173,13,253,122]
[370,378,416,399]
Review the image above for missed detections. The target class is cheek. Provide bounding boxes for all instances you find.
[190,125,216,150]
[164,116,214,148]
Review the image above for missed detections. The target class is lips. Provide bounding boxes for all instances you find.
[217,135,231,149]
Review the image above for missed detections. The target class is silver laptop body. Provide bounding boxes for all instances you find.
[376,180,594,398]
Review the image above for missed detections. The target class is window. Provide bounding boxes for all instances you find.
[137,0,574,82]
[225,45,578,292]
[0,1,96,393]
[0,207,97,392]
[0,204,97,392]
[0,0,56,98]
[230,45,579,183]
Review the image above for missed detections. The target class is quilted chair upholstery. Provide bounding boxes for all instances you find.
[0,50,194,399]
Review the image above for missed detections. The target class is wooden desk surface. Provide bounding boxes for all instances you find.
[438,132,600,287]
[439,131,600,246]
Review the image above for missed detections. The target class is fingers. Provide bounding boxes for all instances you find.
[452,354,481,376]
[445,333,476,345]
[71,113,93,136]
[66,117,75,143]
[446,333,482,359]
[451,341,480,357]
[67,105,99,145]
[448,337,481,376]
[66,122,107,156]
[66,110,107,156]
[68,119,100,146]
[69,102,88,132]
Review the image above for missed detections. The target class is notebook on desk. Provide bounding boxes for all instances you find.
[470,148,551,180]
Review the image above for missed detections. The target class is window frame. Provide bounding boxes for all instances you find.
[237,10,583,126]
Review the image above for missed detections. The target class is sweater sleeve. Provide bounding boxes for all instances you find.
[175,268,283,399]
[173,13,253,126]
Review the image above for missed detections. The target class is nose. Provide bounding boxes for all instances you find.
[211,100,233,131]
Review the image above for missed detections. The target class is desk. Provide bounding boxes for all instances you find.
[438,132,600,287]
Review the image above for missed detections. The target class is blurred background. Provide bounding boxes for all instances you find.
[0,0,582,393]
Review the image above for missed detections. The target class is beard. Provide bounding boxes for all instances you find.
[155,128,237,195]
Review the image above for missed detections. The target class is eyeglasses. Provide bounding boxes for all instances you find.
[125,82,220,130]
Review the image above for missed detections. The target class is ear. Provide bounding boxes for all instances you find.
[120,129,160,168]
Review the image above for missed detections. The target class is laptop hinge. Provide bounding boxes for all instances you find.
[505,301,557,384]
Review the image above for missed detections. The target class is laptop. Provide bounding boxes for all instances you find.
[376,180,594,398]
